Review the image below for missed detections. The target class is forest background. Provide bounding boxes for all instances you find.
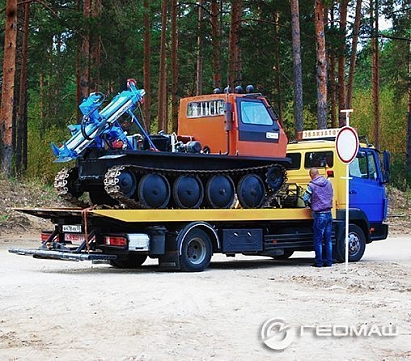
[0,0,409,190]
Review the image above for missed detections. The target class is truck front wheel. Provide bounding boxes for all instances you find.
[335,224,366,262]
[179,228,212,272]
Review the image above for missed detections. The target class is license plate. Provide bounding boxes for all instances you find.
[64,233,86,244]
[266,132,279,139]
[62,224,82,233]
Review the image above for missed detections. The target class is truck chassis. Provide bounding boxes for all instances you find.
[8,207,379,272]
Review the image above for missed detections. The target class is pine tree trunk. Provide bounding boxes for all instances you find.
[80,0,91,99]
[314,0,328,129]
[371,0,380,149]
[157,0,168,132]
[273,11,283,125]
[338,0,348,126]
[290,0,303,136]
[211,0,221,89]
[407,40,411,181]
[228,0,242,89]
[0,0,18,176]
[328,6,337,128]
[346,0,362,109]
[89,0,101,92]
[21,2,29,172]
[329,50,337,128]
[143,0,151,131]
[16,1,30,176]
[196,0,204,96]
[171,0,179,132]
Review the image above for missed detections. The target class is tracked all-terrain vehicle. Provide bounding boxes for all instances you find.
[52,80,289,209]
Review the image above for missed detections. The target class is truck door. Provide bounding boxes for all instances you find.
[349,149,387,222]
[235,98,286,158]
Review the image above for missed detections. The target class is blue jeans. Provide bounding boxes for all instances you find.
[313,211,333,266]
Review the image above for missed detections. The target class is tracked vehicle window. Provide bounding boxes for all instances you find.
[304,151,333,168]
[187,100,225,117]
[286,153,302,170]
[240,101,273,125]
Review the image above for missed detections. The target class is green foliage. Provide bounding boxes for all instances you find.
[26,121,71,184]
[282,101,318,141]
[389,153,410,191]
[351,87,408,189]
[1,0,408,188]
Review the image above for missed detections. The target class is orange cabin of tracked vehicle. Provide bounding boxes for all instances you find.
[177,92,288,159]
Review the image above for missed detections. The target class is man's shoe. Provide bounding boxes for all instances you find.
[311,264,322,267]
[323,263,332,267]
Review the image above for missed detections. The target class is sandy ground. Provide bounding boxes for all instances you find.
[0,233,410,361]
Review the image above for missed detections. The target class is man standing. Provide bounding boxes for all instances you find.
[303,168,334,267]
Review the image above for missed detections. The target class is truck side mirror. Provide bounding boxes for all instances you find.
[224,102,233,131]
[382,150,391,183]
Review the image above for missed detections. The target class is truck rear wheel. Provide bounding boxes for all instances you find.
[179,228,212,272]
[334,224,366,262]
[110,253,147,268]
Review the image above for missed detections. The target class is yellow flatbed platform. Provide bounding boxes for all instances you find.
[14,207,317,223]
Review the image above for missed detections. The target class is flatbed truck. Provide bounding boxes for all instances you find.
[9,129,390,271]
[9,207,334,272]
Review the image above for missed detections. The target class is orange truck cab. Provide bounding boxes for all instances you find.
[178,92,288,159]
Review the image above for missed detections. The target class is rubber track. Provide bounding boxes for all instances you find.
[103,163,287,209]
[54,168,90,208]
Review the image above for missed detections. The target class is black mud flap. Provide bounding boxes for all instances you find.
[158,251,180,271]
[157,232,181,271]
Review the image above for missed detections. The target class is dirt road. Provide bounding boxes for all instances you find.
[0,234,410,361]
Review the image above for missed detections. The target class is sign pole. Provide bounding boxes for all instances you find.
[344,144,350,271]
[339,109,354,272]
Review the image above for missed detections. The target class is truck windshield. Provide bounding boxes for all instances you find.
[350,151,378,180]
[240,101,273,126]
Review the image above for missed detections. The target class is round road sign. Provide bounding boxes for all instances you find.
[335,126,359,164]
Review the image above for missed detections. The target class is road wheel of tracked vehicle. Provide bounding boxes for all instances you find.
[110,254,147,268]
[236,174,265,208]
[266,165,286,192]
[179,228,212,272]
[205,175,235,208]
[173,175,204,209]
[138,174,170,208]
[116,169,137,198]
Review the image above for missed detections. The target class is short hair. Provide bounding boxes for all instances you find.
[309,167,319,177]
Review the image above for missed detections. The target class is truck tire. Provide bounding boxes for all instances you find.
[273,250,294,260]
[110,253,147,268]
[334,224,366,263]
[179,228,212,272]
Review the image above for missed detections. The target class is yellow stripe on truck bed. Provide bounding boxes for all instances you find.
[92,208,315,223]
